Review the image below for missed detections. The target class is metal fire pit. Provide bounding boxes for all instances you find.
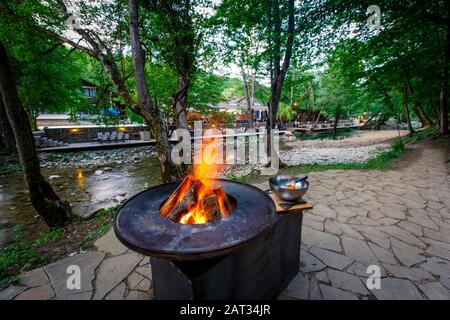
[114,179,304,300]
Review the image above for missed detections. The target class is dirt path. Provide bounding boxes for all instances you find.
[270,140,450,299]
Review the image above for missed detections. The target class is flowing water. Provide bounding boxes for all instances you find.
[294,128,357,141]
[0,157,162,249]
[0,131,359,249]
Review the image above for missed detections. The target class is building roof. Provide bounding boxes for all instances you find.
[37,113,70,120]
[217,97,267,111]
[79,78,97,88]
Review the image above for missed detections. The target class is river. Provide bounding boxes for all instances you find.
[0,157,162,249]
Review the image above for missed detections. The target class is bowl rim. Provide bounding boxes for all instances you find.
[269,175,309,191]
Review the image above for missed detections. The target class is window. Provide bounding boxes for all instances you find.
[83,87,96,97]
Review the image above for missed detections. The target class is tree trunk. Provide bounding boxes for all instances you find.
[333,106,340,138]
[129,0,183,182]
[371,113,388,129]
[413,103,431,128]
[361,113,377,128]
[0,42,71,226]
[145,0,194,130]
[26,108,38,130]
[439,8,450,134]
[430,98,441,127]
[267,0,294,136]
[52,0,183,182]
[403,83,415,136]
[172,74,189,129]
[405,74,431,128]
[313,110,322,125]
[241,65,253,128]
[375,79,402,140]
[0,95,15,149]
[251,70,256,107]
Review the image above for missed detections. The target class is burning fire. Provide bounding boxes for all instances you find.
[178,181,211,224]
[160,139,231,224]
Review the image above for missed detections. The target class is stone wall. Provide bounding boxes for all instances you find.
[43,125,149,143]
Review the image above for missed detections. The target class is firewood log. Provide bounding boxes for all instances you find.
[213,186,232,217]
[199,194,222,222]
[160,175,195,217]
[166,180,200,221]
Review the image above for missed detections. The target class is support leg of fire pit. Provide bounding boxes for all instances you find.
[150,213,303,300]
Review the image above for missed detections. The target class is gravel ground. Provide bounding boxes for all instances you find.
[221,130,405,177]
[282,129,408,149]
[39,130,403,176]
[280,144,390,166]
[39,146,156,169]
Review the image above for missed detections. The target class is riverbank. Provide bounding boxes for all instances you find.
[35,130,407,170]
[221,130,408,178]
[1,136,449,299]
[283,129,409,148]
[0,129,429,261]
[39,146,157,169]
[0,130,411,248]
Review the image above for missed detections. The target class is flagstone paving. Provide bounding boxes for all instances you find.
[1,141,449,300]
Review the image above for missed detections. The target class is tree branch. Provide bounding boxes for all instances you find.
[38,26,97,57]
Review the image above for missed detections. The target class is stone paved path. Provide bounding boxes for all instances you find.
[1,141,449,300]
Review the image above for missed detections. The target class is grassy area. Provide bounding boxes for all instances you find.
[0,148,21,175]
[284,138,405,175]
[292,127,353,140]
[288,127,446,174]
[228,127,443,184]
[228,137,406,184]
[0,207,116,287]
[285,137,406,175]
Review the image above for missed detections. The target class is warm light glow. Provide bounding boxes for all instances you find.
[70,128,80,133]
[178,139,226,225]
[75,169,86,188]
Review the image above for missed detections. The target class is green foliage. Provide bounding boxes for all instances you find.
[282,67,317,109]
[0,226,43,283]
[0,1,88,127]
[403,127,440,144]
[0,150,21,175]
[277,104,295,121]
[1,0,446,132]
[33,227,64,247]
[189,71,229,112]
[76,207,115,250]
[0,207,116,284]
[77,224,110,250]
[293,128,353,141]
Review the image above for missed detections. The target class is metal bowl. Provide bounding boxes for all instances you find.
[269,175,309,202]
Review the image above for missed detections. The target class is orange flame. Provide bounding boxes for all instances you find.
[179,138,226,224]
